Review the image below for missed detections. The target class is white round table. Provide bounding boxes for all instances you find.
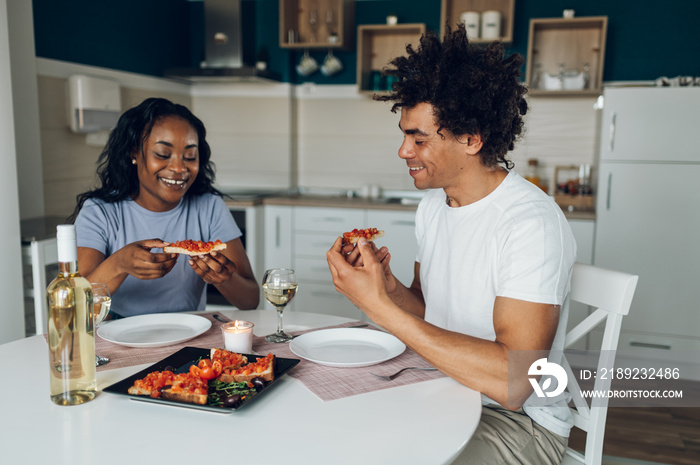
[0,310,481,465]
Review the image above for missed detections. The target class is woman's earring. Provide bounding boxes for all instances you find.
[131,159,137,165]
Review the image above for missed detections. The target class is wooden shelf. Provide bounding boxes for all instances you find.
[440,0,515,43]
[356,23,426,95]
[279,0,354,49]
[526,16,608,96]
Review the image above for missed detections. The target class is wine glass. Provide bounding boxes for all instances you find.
[308,4,318,43]
[91,283,111,366]
[262,269,298,343]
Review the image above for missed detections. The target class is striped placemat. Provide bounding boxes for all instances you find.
[253,321,446,402]
[45,313,446,401]
[94,312,229,371]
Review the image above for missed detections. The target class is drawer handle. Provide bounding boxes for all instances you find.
[316,217,344,222]
[311,266,329,272]
[609,112,617,152]
[275,217,280,248]
[310,290,343,298]
[391,220,415,226]
[629,341,671,350]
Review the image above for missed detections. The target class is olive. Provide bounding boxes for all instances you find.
[251,377,266,389]
[224,394,242,408]
[163,366,176,372]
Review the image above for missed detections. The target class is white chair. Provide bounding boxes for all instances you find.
[560,263,639,465]
[21,237,58,335]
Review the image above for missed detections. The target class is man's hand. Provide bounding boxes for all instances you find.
[327,237,393,314]
[340,240,399,294]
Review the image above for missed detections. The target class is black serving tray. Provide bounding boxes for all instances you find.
[103,347,300,413]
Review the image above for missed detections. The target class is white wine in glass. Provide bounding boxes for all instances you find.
[262,268,298,343]
[91,283,111,366]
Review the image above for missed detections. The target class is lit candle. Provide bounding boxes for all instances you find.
[221,320,255,354]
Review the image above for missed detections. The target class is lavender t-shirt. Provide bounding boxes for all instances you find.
[75,194,240,317]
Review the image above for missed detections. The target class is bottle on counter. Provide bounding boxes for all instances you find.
[46,224,96,406]
[524,158,547,193]
[578,163,593,195]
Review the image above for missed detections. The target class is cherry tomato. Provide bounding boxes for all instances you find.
[199,365,217,380]
[198,359,213,369]
[212,360,223,377]
[189,365,203,377]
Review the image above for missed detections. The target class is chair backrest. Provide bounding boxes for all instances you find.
[28,238,59,335]
[561,263,638,465]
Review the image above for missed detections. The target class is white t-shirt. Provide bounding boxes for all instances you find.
[415,171,576,437]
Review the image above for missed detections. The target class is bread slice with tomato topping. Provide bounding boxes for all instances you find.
[341,228,385,246]
[218,353,275,384]
[160,372,208,405]
[210,348,248,369]
[128,370,176,398]
[163,239,226,256]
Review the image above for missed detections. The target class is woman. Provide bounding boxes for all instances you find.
[70,97,259,317]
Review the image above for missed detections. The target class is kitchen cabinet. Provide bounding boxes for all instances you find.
[569,219,594,265]
[279,0,354,49]
[263,205,294,271]
[292,206,364,319]
[356,24,425,95]
[440,0,515,43]
[592,87,700,370]
[208,203,265,308]
[262,205,294,312]
[525,16,607,97]
[263,205,363,317]
[262,204,418,320]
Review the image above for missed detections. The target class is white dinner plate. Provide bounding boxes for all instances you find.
[97,313,212,348]
[289,328,406,367]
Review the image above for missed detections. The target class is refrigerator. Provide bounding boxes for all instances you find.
[592,86,700,366]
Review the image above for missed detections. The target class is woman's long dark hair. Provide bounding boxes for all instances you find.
[68,97,221,222]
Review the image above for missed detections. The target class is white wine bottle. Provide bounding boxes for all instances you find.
[46,224,96,405]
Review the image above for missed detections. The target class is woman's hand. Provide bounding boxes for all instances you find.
[114,239,178,280]
[187,251,237,285]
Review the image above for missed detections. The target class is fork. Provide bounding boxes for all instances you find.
[369,367,438,381]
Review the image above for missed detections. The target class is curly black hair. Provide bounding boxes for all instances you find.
[375,23,527,169]
[68,97,222,222]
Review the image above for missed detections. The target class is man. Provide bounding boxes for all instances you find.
[326,24,576,464]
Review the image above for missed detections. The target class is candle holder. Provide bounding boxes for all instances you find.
[221,321,255,354]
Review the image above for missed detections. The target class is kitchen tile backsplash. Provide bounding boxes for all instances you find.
[192,95,293,192]
[37,65,598,216]
[516,97,599,193]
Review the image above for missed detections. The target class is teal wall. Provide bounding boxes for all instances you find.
[32,0,192,77]
[32,0,700,84]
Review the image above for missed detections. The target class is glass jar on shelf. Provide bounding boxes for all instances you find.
[524,158,547,193]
